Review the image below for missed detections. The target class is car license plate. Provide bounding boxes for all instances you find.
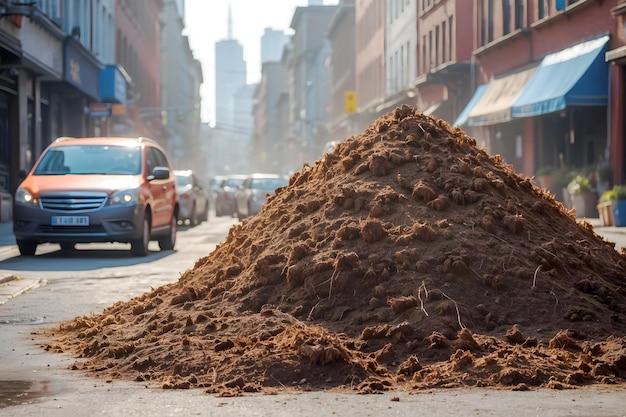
[51,216,89,226]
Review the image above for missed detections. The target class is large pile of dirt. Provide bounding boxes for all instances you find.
[42,105,626,395]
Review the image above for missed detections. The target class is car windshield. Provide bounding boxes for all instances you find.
[210,179,223,190]
[225,178,245,188]
[176,175,191,187]
[33,145,141,175]
[251,177,287,190]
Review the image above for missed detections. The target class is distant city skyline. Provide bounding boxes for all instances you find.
[184,0,337,125]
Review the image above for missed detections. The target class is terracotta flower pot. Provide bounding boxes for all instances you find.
[597,202,614,227]
[570,191,598,218]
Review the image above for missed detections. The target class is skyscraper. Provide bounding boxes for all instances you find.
[214,5,247,130]
[261,28,289,64]
[213,4,249,174]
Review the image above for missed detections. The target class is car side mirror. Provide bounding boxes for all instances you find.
[149,167,170,181]
[18,169,28,180]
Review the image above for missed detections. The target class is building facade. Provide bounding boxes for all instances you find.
[456,0,621,196]
[0,0,204,223]
[354,0,385,132]
[414,0,474,124]
[0,0,125,221]
[252,61,288,173]
[328,0,356,143]
[289,4,336,167]
[261,27,289,64]
[114,0,163,141]
[160,0,203,171]
[376,0,417,115]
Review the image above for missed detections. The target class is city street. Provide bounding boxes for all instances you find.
[0,214,625,416]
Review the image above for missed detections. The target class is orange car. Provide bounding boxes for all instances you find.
[13,137,179,256]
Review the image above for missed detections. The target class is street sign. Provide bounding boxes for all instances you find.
[344,91,357,114]
[89,103,111,117]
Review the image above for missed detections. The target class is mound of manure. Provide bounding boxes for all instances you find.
[42,105,626,395]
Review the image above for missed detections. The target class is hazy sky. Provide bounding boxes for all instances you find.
[184,0,337,124]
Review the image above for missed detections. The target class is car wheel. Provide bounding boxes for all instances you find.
[158,215,177,250]
[201,202,209,222]
[190,203,198,226]
[131,217,150,257]
[60,242,75,251]
[17,239,37,256]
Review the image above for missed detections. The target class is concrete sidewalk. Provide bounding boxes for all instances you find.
[0,275,45,305]
[0,220,45,305]
[0,220,19,303]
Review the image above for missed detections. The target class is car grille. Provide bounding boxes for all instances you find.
[37,225,106,234]
[39,192,107,212]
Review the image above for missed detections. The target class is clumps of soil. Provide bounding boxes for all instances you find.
[41,105,626,395]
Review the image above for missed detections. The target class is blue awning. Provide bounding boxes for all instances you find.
[453,84,488,127]
[512,35,609,118]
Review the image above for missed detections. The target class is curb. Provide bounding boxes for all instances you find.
[0,277,46,305]
[0,274,15,284]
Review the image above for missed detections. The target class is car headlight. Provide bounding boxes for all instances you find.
[15,187,37,205]
[109,188,140,206]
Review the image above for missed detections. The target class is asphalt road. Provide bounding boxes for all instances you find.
[0,215,625,416]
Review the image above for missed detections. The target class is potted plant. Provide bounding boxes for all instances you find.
[552,167,575,204]
[611,184,626,227]
[597,188,615,227]
[567,174,598,218]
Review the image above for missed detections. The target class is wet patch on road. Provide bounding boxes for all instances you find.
[0,380,56,409]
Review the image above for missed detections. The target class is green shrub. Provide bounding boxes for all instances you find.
[612,184,626,200]
[567,175,592,195]
[600,188,616,202]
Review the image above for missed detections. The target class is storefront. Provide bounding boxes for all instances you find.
[57,36,103,138]
[512,35,610,175]
[455,66,537,176]
[0,13,64,221]
[457,36,610,181]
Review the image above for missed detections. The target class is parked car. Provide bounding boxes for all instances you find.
[235,173,289,220]
[174,170,209,226]
[214,174,247,217]
[208,175,227,213]
[13,136,179,257]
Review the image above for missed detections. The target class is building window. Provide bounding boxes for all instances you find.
[406,40,410,84]
[394,50,399,90]
[480,0,485,46]
[434,26,439,67]
[442,20,447,63]
[422,35,427,73]
[448,16,453,60]
[488,0,494,42]
[538,0,546,19]
[429,30,433,69]
[503,0,511,35]
[400,44,405,87]
[515,0,524,29]
[389,56,394,92]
